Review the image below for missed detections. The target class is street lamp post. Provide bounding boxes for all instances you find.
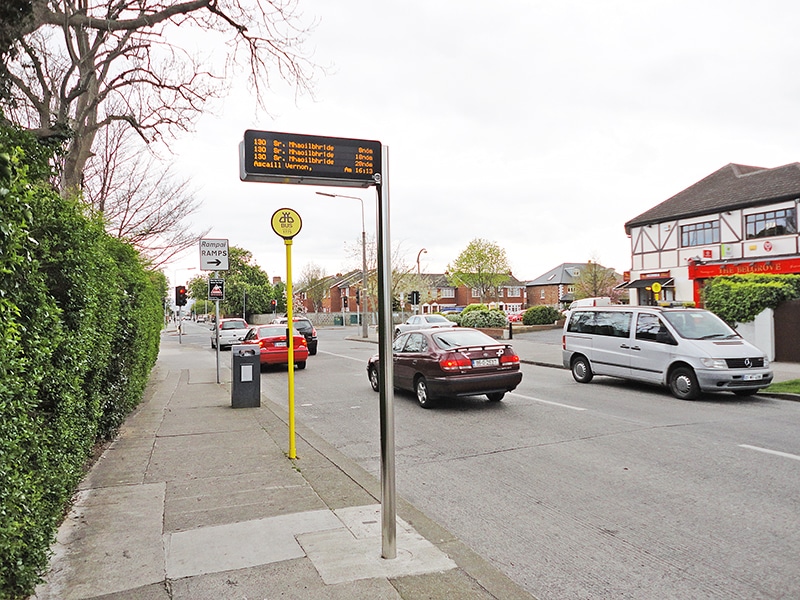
[416,248,427,274]
[316,192,369,338]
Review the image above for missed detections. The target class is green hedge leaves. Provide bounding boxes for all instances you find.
[702,274,800,325]
[0,130,164,598]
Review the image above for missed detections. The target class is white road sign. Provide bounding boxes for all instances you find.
[200,238,229,270]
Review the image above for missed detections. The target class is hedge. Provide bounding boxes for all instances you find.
[702,274,800,325]
[523,305,561,325]
[460,307,508,328]
[0,129,165,598]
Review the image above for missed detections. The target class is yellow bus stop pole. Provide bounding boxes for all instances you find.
[285,238,296,459]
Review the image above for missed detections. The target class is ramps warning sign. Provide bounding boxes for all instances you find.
[209,278,225,300]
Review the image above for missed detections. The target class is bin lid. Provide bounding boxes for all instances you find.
[231,344,258,356]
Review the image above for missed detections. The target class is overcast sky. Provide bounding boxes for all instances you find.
[166,0,800,287]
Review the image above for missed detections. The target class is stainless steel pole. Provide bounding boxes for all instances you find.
[376,147,396,559]
[361,227,369,339]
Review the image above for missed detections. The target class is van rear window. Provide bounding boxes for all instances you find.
[568,311,632,338]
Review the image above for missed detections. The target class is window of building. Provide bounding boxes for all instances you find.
[471,288,480,298]
[440,288,455,298]
[540,289,545,299]
[680,220,719,247]
[745,207,797,239]
[507,287,522,297]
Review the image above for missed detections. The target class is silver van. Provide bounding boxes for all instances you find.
[562,306,773,399]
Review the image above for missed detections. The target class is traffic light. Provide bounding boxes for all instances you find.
[343,295,349,308]
[271,299,277,310]
[355,289,360,305]
[175,285,187,306]
[408,290,420,305]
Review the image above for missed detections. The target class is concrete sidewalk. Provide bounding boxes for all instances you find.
[33,335,536,600]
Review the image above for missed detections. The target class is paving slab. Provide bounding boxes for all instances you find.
[299,505,458,585]
[35,484,166,600]
[164,509,342,579]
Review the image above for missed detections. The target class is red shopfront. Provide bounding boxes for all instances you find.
[687,257,800,306]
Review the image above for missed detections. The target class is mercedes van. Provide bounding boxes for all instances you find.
[562,306,773,399]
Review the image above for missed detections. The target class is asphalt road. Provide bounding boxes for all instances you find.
[181,321,800,600]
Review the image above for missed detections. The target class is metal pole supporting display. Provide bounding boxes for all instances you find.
[375,147,396,559]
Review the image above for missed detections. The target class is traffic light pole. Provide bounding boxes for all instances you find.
[178,306,182,344]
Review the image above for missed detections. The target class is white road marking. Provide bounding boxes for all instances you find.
[508,392,587,411]
[318,350,365,362]
[739,444,800,462]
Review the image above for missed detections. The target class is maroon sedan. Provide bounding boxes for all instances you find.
[242,325,308,369]
[367,327,522,408]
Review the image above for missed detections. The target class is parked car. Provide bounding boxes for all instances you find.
[210,318,249,350]
[507,311,525,323]
[272,316,318,355]
[394,314,456,337]
[562,306,773,399]
[367,327,522,408]
[242,324,308,369]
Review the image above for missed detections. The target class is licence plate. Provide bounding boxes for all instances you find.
[275,342,286,347]
[743,373,762,381]
[472,358,499,367]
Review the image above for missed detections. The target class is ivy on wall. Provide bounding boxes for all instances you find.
[702,274,800,324]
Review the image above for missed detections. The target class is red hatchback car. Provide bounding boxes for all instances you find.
[367,327,522,408]
[242,324,309,369]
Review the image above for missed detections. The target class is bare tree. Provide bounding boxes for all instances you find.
[82,123,209,267]
[573,258,622,300]
[345,235,424,309]
[296,262,327,312]
[2,0,318,193]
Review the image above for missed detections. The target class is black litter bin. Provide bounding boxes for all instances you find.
[231,344,260,408]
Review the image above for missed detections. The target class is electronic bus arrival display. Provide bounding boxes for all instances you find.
[239,130,382,188]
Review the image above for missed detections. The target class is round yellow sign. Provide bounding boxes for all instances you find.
[271,208,302,239]
[651,282,662,293]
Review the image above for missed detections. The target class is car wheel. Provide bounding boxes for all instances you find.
[415,376,435,408]
[571,355,593,383]
[486,392,505,402]
[296,361,306,370]
[669,366,701,400]
[368,367,380,392]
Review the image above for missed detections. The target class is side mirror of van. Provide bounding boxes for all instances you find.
[656,330,678,345]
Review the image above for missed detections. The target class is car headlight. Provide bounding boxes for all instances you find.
[700,358,727,369]
[763,357,770,368]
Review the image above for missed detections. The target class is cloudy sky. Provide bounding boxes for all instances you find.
[167,0,800,287]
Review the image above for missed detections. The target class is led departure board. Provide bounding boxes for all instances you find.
[239,130,382,188]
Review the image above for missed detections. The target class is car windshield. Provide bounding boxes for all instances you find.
[433,329,498,349]
[662,310,739,340]
[425,315,451,324]
[257,325,300,337]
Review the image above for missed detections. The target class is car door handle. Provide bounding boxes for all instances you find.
[630,346,641,351]
[620,344,630,349]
